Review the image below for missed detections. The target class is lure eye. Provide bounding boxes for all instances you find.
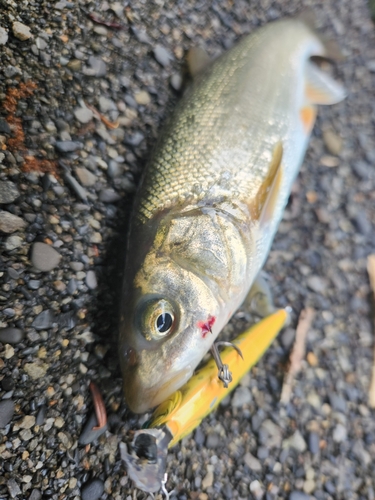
[139,298,176,341]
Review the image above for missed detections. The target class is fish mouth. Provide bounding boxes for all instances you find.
[124,366,192,414]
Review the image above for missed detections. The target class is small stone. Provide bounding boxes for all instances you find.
[154,45,173,66]
[81,478,105,500]
[0,400,14,428]
[5,235,23,251]
[79,412,107,445]
[244,452,262,472]
[306,275,328,294]
[85,270,97,289]
[332,423,347,443]
[201,465,214,490]
[0,181,19,204]
[12,21,32,41]
[323,129,343,156]
[249,480,264,500]
[232,386,252,407]
[124,132,145,147]
[74,107,93,124]
[70,261,84,272]
[83,56,107,77]
[205,432,220,449]
[308,432,320,454]
[283,430,307,452]
[0,27,8,45]
[0,118,11,134]
[98,96,117,113]
[170,73,183,91]
[289,492,311,500]
[55,141,83,153]
[0,327,24,344]
[0,211,26,233]
[32,309,54,330]
[134,91,151,106]
[303,479,315,494]
[76,167,97,187]
[24,362,48,379]
[19,415,36,429]
[29,490,41,500]
[99,188,121,203]
[31,242,61,271]
[7,478,21,498]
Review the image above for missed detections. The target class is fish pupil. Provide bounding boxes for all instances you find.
[156,313,173,333]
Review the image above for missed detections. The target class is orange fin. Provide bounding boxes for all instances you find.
[250,142,283,226]
[305,62,346,105]
[300,105,317,134]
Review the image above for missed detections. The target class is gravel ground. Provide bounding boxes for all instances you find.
[0,1,375,499]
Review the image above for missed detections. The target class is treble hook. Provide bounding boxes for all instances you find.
[210,340,243,388]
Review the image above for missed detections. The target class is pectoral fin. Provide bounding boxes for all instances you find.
[250,141,284,227]
[305,61,346,105]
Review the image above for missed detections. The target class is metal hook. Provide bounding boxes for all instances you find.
[160,473,170,500]
[210,340,243,388]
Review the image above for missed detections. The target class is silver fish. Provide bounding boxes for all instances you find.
[119,19,345,413]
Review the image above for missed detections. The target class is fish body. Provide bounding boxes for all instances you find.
[119,19,345,413]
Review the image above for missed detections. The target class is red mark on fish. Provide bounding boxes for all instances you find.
[198,315,216,338]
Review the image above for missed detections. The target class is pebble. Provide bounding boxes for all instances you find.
[29,490,42,500]
[99,96,117,113]
[308,432,320,454]
[81,478,104,500]
[0,400,14,428]
[205,432,220,449]
[74,107,93,124]
[0,210,26,233]
[79,412,108,445]
[170,73,183,91]
[99,188,121,203]
[0,118,11,134]
[289,492,311,500]
[154,45,173,66]
[85,270,98,289]
[244,452,262,471]
[83,56,107,77]
[2,376,15,391]
[124,132,145,147]
[31,242,61,272]
[32,309,54,330]
[5,235,23,251]
[0,26,8,45]
[24,362,48,380]
[0,180,19,204]
[134,91,151,105]
[0,327,24,344]
[202,465,214,490]
[7,478,21,498]
[76,167,97,187]
[332,423,347,443]
[63,171,88,201]
[283,431,307,452]
[306,275,328,294]
[323,129,343,156]
[12,21,32,41]
[231,386,252,407]
[70,261,84,272]
[55,141,83,153]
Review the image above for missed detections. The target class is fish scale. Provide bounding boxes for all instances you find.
[119,19,345,413]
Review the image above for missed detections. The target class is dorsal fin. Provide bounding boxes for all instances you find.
[305,62,346,105]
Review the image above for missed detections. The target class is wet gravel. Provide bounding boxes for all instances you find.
[0,0,375,499]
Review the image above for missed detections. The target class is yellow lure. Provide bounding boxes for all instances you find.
[148,309,289,447]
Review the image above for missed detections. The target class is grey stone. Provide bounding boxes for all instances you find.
[12,21,32,41]
[75,167,96,187]
[232,386,252,407]
[0,211,26,233]
[0,400,14,428]
[154,45,173,66]
[35,37,47,50]
[205,432,220,448]
[306,275,328,294]
[55,141,83,153]
[0,328,24,344]
[31,242,61,271]
[170,73,183,91]
[70,261,84,272]
[29,490,42,500]
[289,493,311,500]
[28,280,41,290]
[244,452,262,471]
[0,27,8,45]
[79,412,107,445]
[308,432,320,454]
[283,430,307,452]
[81,478,104,500]
[0,118,11,134]
[83,56,107,77]
[99,188,121,203]
[98,96,117,113]
[0,181,19,204]
[85,270,97,289]
[124,132,145,146]
[332,424,347,443]
[74,107,93,124]
[32,310,54,330]
[5,235,23,251]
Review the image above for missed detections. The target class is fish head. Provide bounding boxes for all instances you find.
[119,214,224,414]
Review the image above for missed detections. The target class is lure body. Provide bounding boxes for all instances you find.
[119,19,345,413]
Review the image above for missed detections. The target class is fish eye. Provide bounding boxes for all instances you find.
[139,298,176,341]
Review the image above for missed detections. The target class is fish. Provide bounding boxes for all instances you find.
[119,19,345,413]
